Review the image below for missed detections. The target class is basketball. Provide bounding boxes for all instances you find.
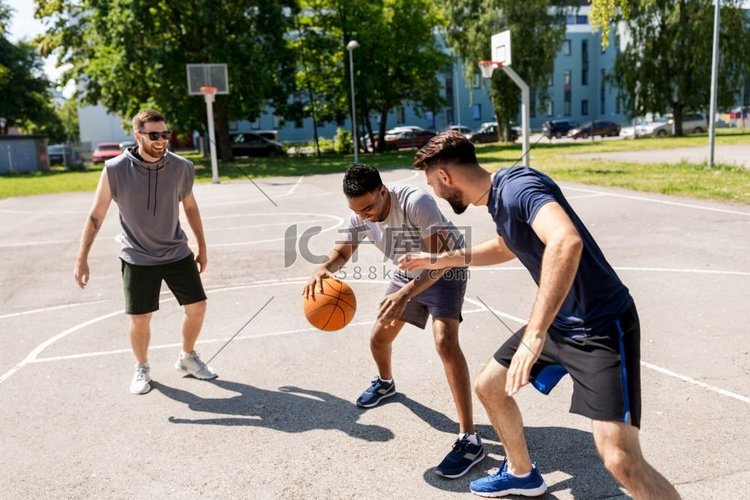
[303,278,357,331]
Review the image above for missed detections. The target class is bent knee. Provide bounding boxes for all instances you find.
[474,362,508,401]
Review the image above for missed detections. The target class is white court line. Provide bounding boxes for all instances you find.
[562,185,750,217]
[0,300,108,320]
[204,218,332,232]
[4,275,749,407]
[286,176,304,196]
[0,239,75,249]
[641,362,750,405]
[566,193,608,201]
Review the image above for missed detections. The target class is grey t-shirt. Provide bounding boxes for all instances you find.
[106,147,194,265]
[342,184,464,279]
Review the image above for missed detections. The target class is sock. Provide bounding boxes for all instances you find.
[181,351,193,357]
[461,432,480,446]
[379,377,393,384]
[510,469,532,478]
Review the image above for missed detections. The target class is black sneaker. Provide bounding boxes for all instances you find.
[356,377,396,408]
[436,433,486,479]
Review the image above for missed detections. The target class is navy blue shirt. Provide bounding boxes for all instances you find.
[487,167,632,336]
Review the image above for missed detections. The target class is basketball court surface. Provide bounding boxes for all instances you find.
[1,167,749,498]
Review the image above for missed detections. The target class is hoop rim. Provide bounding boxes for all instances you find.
[478,60,503,67]
[199,85,218,95]
[477,60,502,79]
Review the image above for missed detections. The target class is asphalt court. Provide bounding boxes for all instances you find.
[1,166,749,498]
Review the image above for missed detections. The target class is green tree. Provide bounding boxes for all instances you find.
[0,1,64,141]
[294,0,449,153]
[591,0,750,135]
[36,0,295,160]
[441,0,574,141]
[56,96,80,143]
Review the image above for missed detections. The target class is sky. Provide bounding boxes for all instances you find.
[5,0,73,96]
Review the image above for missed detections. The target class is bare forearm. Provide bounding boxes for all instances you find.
[526,237,582,335]
[184,206,207,250]
[77,215,103,260]
[321,245,354,274]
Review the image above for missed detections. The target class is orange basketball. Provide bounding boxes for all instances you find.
[303,278,357,331]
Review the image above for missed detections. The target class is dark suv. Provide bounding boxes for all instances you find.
[542,120,578,139]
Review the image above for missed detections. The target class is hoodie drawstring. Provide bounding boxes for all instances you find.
[145,162,160,216]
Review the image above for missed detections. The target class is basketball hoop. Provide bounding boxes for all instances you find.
[478,60,502,79]
[199,85,218,95]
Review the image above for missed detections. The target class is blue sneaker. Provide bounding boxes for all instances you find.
[356,377,396,408]
[435,433,485,478]
[469,459,547,497]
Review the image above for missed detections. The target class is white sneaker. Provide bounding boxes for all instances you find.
[130,363,151,394]
[175,351,217,380]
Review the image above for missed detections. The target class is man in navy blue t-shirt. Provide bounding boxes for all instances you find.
[399,131,680,499]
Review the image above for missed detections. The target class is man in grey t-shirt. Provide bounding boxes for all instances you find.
[303,164,484,479]
[74,109,217,395]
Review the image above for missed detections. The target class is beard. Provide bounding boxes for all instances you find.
[441,184,468,214]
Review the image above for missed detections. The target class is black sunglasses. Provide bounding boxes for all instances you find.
[139,130,172,141]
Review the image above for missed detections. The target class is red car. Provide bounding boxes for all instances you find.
[384,128,437,150]
[91,142,123,163]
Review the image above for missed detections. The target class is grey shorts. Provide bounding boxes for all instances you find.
[385,268,468,329]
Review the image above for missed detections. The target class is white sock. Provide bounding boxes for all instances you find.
[379,377,393,384]
[461,432,480,445]
[510,469,532,478]
[181,351,193,357]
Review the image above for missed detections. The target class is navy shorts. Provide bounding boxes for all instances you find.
[494,303,642,428]
[120,253,207,315]
[385,268,468,329]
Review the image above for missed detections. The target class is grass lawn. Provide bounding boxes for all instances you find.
[1,129,749,205]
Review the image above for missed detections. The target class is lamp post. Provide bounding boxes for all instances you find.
[346,40,359,163]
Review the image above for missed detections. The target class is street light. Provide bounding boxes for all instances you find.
[346,40,359,163]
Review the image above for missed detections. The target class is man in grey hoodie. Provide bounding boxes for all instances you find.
[74,109,217,394]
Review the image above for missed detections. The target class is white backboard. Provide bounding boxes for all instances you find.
[491,30,512,67]
[187,64,229,95]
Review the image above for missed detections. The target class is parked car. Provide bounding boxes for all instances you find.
[48,144,73,165]
[229,133,285,157]
[445,125,473,138]
[667,113,708,134]
[567,120,621,139]
[384,128,436,149]
[467,122,519,143]
[542,120,579,139]
[91,142,124,163]
[119,140,136,150]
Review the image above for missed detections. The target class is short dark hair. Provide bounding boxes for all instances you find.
[343,163,383,197]
[132,109,166,131]
[413,131,479,171]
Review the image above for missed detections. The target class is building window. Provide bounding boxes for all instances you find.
[472,103,481,120]
[272,115,280,129]
[581,40,589,86]
[581,99,589,116]
[615,96,621,114]
[547,100,554,117]
[600,69,607,114]
[396,106,406,124]
[563,39,571,56]
[563,70,572,117]
[577,15,588,25]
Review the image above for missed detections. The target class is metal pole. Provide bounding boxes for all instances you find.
[708,0,721,168]
[205,92,220,183]
[455,61,462,128]
[502,66,530,166]
[347,40,359,164]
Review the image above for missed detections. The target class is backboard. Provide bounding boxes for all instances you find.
[491,30,512,67]
[187,64,229,95]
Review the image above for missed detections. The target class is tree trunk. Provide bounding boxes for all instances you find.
[672,105,684,136]
[376,104,391,152]
[215,100,234,162]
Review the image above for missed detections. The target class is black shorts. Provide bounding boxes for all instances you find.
[120,253,207,315]
[494,304,641,428]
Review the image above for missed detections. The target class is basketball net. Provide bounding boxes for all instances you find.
[200,85,218,103]
[478,60,502,79]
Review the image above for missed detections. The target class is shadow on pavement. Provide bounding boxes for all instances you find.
[154,379,394,442]
[398,394,625,499]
